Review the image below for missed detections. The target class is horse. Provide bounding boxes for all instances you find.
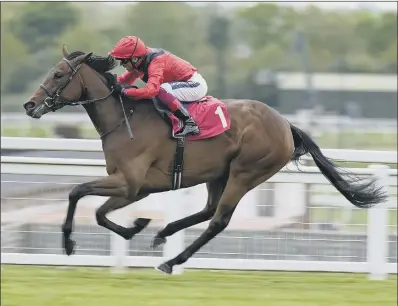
[23,45,387,274]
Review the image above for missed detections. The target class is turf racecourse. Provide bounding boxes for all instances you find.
[1,265,396,306]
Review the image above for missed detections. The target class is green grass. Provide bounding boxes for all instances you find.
[1,126,51,138]
[316,130,397,151]
[1,265,397,306]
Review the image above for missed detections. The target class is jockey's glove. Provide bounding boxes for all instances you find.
[112,84,125,96]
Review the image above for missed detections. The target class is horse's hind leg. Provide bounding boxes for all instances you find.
[156,173,248,274]
[95,193,151,240]
[155,151,290,275]
[151,176,228,248]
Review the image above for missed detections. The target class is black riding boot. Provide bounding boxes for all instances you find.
[173,106,200,137]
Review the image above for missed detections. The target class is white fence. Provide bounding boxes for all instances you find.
[1,137,397,279]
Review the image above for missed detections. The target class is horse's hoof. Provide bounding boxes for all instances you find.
[155,263,173,275]
[151,236,166,249]
[64,238,76,256]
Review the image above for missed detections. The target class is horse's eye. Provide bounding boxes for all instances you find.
[54,72,62,79]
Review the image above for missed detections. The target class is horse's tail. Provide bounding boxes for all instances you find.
[289,123,388,208]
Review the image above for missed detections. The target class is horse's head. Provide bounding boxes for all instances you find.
[23,45,94,119]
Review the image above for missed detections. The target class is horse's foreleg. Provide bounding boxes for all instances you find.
[156,176,248,274]
[151,177,227,248]
[95,194,151,240]
[62,173,130,255]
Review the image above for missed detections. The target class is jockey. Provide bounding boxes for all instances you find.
[108,36,208,137]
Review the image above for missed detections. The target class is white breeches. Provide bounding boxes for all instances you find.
[160,72,208,102]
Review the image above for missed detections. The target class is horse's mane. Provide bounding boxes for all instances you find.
[67,50,155,113]
[66,51,117,74]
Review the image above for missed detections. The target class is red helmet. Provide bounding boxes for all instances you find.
[108,36,147,59]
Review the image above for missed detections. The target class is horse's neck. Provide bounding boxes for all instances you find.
[80,66,158,137]
[81,67,125,137]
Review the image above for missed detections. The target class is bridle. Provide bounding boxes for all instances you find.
[39,58,114,111]
[39,57,134,139]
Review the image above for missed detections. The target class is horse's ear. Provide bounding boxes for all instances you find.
[73,52,93,65]
[62,44,69,57]
[84,52,93,62]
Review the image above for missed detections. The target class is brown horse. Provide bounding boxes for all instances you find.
[23,46,387,274]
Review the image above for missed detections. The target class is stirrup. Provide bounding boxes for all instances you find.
[174,122,200,137]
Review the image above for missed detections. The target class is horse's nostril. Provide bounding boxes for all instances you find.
[23,101,36,111]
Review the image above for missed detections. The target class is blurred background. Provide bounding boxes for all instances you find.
[1,1,397,149]
[1,2,397,299]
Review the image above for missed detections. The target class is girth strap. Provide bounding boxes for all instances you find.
[172,137,185,190]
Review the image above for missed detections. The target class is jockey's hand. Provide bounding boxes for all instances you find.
[112,84,125,96]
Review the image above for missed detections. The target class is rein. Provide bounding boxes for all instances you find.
[40,57,134,139]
